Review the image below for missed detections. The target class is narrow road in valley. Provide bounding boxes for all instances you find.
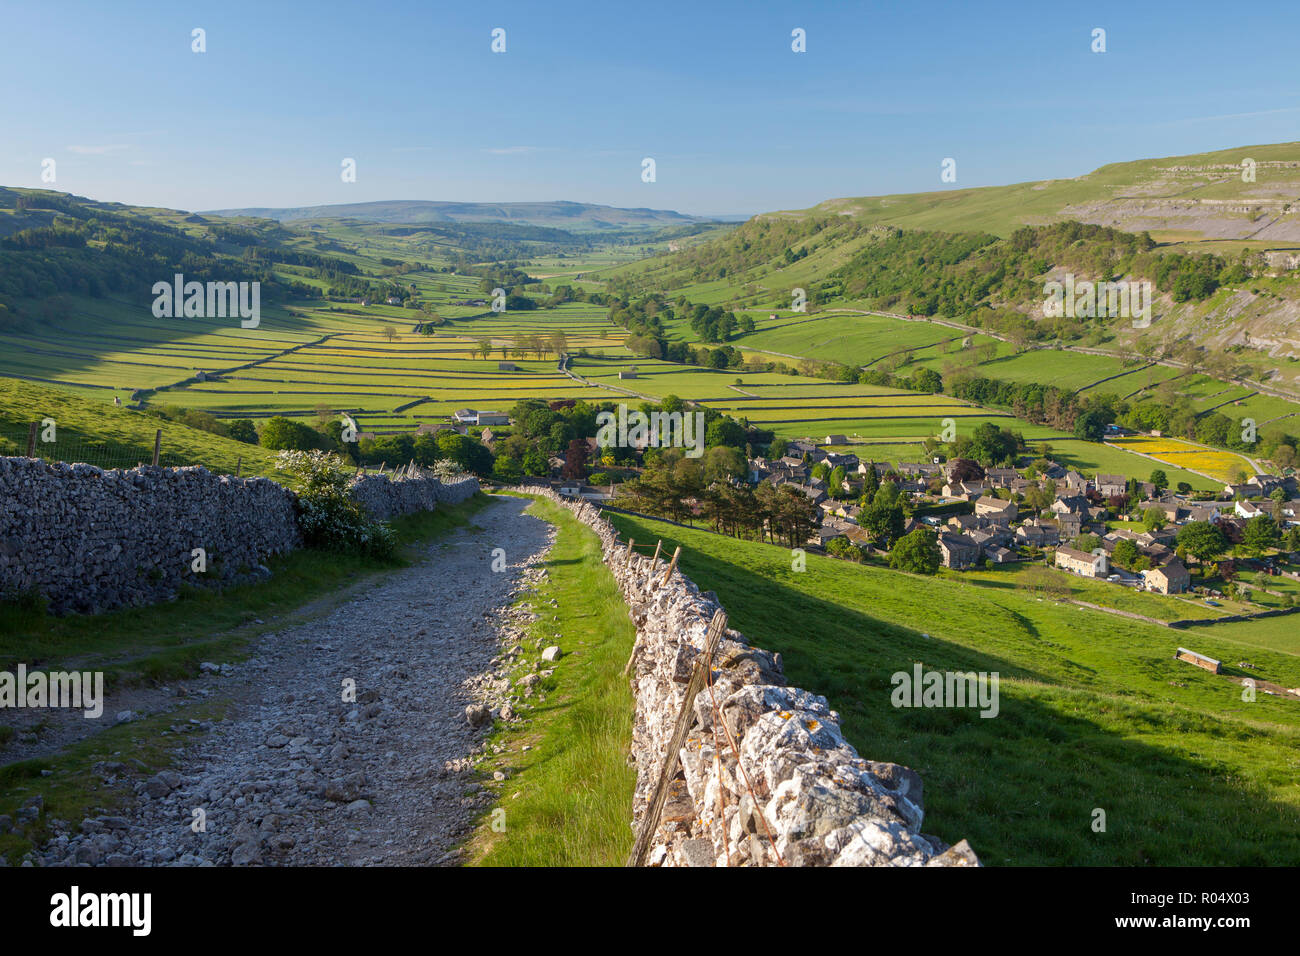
[35,495,554,867]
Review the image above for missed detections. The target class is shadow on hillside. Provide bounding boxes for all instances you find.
[606,512,1300,866]
[0,293,349,388]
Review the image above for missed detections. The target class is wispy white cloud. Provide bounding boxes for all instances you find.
[67,144,131,155]
[483,145,545,155]
[1157,106,1300,126]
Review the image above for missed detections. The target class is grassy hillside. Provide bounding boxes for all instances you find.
[0,377,276,475]
[607,143,1300,396]
[782,141,1300,242]
[607,511,1300,866]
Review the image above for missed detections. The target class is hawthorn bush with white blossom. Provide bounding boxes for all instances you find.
[275,450,398,559]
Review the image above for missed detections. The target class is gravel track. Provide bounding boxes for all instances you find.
[24,495,554,867]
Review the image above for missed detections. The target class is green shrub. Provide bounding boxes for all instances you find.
[275,450,397,559]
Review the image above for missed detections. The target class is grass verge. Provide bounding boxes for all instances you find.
[466,493,636,866]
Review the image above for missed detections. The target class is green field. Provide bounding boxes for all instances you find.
[606,511,1300,866]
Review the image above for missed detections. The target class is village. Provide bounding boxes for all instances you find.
[530,428,1300,608]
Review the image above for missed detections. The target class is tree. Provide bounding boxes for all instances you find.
[1073,409,1107,441]
[1285,526,1300,552]
[435,432,492,475]
[562,438,589,480]
[522,447,549,476]
[492,455,523,481]
[862,496,906,548]
[1270,487,1287,520]
[1176,521,1227,564]
[1242,514,1280,556]
[705,416,747,449]
[1142,506,1167,532]
[889,527,940,575]
[259,416,320,451]
[227,419,258,444]
[1112,539,1140,569]
[1149,469,1168,492]
[702,445,746,484]
[829,465,846,499]
[861,463,880,501]
[381,325,398,343]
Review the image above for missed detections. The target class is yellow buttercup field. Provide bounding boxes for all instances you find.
[1108,436,1253,483]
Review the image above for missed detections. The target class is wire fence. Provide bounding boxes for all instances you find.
[0,426,214,472]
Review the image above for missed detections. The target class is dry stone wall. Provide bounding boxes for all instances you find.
[533,488,980,868]
[348,471,480,519]
[0,456,479,615]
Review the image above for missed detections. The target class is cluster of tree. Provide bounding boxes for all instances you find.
[687,302,755,342]
[618,455,821,546]
[945,421,1026,467]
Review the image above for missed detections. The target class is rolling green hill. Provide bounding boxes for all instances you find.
[0,378,277,475]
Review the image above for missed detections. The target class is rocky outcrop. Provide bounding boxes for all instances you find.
[0,456,479,615]
[533,488,979,868]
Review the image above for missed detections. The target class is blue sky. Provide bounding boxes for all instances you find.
[4,0,1299,217]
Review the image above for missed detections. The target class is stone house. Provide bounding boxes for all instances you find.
[1055,546,1107,577]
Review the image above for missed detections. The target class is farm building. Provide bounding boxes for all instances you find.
[451,409,508,426]
[824,434,848,446]
[618,370,638,379]
[1175,647,1221,674]
[498,362,518,371]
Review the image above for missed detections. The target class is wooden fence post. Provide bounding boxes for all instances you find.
[624,538,636,569]
[659,546,682,587]
[151,429,162,467]
[235,456,242,478]
[626,609,727,867]
[26,422,37,458]
[651,540,663,565]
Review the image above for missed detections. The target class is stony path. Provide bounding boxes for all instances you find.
[33,495,553,867]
